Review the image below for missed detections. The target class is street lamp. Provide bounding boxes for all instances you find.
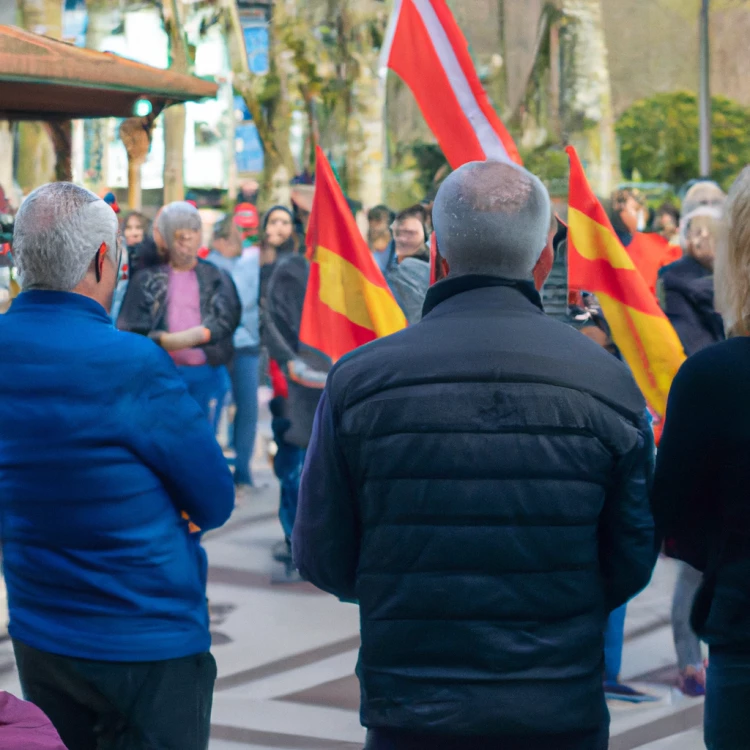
[699,0,711,177]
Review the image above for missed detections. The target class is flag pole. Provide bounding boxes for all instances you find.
[699,0,711,177]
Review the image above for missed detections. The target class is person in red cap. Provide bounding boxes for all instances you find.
[234,202,260,249]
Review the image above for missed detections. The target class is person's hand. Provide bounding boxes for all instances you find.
[287,358,327,389]
[152,326,211,352]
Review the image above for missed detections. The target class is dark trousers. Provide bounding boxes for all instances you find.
[705,648,750,749]
[13,640,216,750]
[365,724,609,750]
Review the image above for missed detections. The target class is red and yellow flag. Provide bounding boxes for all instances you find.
[566,146,685,418]
[299,147,407,363]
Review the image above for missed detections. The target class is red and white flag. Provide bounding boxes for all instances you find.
[381,0,522,169]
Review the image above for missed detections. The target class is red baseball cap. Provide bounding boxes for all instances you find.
[234,202,259,230]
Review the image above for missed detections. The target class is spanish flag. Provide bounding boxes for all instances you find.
[299,147,407,363]
[566,146,685,419]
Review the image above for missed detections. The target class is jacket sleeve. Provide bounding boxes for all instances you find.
[203,267,241,344]
[292,388,360,599]
[116,273,154,336]
[653,358,716,571]
[130,345,235,531]
[263,262,305,365]
[599,411,657,611]
[663,286,699,357]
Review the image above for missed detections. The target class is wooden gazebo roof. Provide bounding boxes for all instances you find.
[0,25,218,120]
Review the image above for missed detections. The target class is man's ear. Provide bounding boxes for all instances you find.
[532,240,554,291]
[95,242,107,283]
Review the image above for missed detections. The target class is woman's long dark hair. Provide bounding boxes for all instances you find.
[121,211,152,246]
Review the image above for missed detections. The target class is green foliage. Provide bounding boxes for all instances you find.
[410,143,449,196]
[616,91,750,191]
[519,144,569,196]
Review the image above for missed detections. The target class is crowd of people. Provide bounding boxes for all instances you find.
[0,158,747,749]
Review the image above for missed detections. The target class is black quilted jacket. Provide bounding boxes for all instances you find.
[294,275,657,739]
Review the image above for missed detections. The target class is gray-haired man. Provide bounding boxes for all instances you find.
[294,161,656,749]
[0,183,234,749]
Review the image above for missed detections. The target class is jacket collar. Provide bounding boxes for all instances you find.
[423,274,543,317]
[11,290,111,322]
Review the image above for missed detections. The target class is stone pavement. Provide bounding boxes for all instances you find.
[0,475,707,749]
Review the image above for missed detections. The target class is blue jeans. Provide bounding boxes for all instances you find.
[176,365,222,420]
[211,366,231,435]
[229,351,259,486]
[705,649,750,749]
[275,442,305,540]
[604,604,627,683]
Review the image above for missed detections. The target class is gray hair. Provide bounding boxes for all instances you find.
[682,180,726,218]
[212,214,234,243]
[13,182,118,292]
[433,160,552,279]
[155,201,202,251]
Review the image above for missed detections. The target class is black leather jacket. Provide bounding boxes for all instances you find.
[118,260,241,367]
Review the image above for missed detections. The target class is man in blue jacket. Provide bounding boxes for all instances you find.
[0,183,235,750]
[294,161,657,750]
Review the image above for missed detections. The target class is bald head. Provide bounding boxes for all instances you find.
[433,161,551,279]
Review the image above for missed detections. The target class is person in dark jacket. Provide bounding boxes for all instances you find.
[118,201,241,418]
[657,205,724,697]
[258,206,297,309]
[263,240,328,568]
[3,183,234,750]
[653,167,750,749]
[659,206,724,357]
[294,161,656,750]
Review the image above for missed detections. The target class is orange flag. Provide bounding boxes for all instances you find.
[299,147,407,363]
[566,146,685,419]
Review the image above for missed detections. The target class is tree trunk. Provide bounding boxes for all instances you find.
[347,65,384,207]
[17,0,63,192]
[162,0,189,204]
[83,0,116,194]
[559,0,619,196]
[127,160,143,211]
[162,104,186,204]
[45,122,73,182]
[119,117,152,213]
[0,122,14,200]
[224,0,295,207]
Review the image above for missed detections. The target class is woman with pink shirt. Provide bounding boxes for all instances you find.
[118,201,241,417]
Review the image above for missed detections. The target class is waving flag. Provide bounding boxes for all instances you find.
[566,146,685,418]
[381,0,521,168]
[299,147,407,364]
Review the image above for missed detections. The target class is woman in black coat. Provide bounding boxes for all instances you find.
[653,167,750,749]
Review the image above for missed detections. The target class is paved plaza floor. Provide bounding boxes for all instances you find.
[0,464,708,749]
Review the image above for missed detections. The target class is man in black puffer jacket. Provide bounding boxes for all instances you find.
[293,161,656,750]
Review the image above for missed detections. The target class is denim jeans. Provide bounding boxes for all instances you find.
[275,442,305,540]
[672,561,704,670]
[176,365,222,420]
[705,648,750,749]
[211,366,232,435]
[604,604,627,683]
[228,351,259,486]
